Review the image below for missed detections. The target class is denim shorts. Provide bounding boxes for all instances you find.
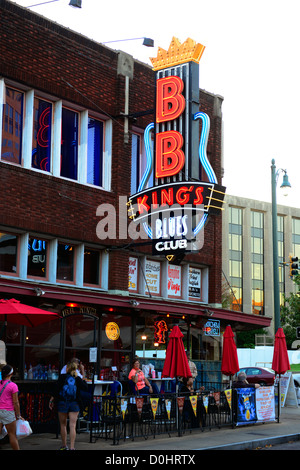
[57,401,80,413]
[0,409,16,425]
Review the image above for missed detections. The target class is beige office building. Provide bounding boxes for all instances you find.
[222,195,300,337]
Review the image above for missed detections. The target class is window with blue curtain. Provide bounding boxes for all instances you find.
[87,117,103,186]
[61,108,78,180]
[1,87,24,164]
[32,97,52,172]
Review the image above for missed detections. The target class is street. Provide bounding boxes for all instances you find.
[258,439,300,450]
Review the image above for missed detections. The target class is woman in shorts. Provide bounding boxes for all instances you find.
[49,361,88,450]
[0,364,23,450]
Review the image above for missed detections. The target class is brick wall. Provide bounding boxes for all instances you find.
[0,0,224,301]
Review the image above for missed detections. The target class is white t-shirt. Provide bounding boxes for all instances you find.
[60,365,83,378]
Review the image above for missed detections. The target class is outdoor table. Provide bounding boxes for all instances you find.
[87,380,113,396]
[150,377,172,392]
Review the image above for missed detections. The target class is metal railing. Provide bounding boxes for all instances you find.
[87,387,233,445]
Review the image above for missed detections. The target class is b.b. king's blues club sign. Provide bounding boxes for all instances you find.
[128,37,226,262]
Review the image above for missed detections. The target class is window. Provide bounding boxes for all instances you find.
[131,131,153,194]
[1,87,24,164]
[251,211,264,315]
[0,232,18,274]
[27,237,48,278]
[84,248,100,285]
[61,108,79,180]
[277,215,285,304]
[87,117,103,186]
[57,242,75,282]
[0,82,112,189]
[229,207,243,311]
[32,97,52,172]
[292,218,300,259]
[24,318,61,379]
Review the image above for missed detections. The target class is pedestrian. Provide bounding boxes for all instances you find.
[61,357,86,379]
[0,364,23,450]
[233,371,260,389]
[49,361,88,450]
[187,352,198,380]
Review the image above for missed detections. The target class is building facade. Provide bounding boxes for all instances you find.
[0,1,271,387]
[222,194,300,337]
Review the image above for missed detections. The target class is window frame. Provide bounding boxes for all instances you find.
[0,79,112,191]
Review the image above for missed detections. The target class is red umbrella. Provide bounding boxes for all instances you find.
[221,325,239,376]
[0,298,60,328]
[162,325,191,378]
[272,327,290,375]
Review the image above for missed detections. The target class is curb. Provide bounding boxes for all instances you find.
[198,433,300,451]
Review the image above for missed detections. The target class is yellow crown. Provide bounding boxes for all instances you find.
[150,37,205,71]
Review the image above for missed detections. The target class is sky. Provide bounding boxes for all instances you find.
[11,0,300,208]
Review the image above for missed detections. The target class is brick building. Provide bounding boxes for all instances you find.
[0,0,271,392]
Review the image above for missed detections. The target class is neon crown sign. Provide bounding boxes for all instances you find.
[128,37,226,261]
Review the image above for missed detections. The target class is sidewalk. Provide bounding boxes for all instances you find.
[1,406,300,451]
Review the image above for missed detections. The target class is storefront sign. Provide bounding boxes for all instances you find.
[154,320,168,344]
[188,267,201,299]
[145,259,161,295]
[167,264,181,297]
[203,320,220,336]
[128,256,138,292]
[105,322,120,341]
[62,306,97,317]
[128,37,226,260]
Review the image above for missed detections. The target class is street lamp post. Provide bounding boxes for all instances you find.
[271,158,291,334]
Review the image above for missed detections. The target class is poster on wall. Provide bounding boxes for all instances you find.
[145,259,161,295]
[256,386,275,422]
[235,387,257,426]
[188,267,201,299]
[167,264,181,297]
[128,257,138,292]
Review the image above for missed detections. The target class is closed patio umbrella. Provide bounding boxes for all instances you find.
[272,327,290,375]
[162,325,191,379]
[272,327,290,422]
[221,325,239,426]
[162,324,191,436]
[221,325,239,377]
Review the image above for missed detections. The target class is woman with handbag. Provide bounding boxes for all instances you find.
[0,364,23,450]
